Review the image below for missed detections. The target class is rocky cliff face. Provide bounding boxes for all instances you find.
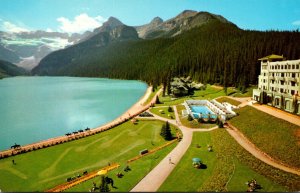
[135,10,233,39]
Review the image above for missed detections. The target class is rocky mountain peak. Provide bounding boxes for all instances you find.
[106,17,124,27]
[150,17,163,25]
[176,10,198,19]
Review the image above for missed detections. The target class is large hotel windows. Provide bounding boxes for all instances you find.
[291,81,296,86]
[281,73,284,77]
[280,80,284,85]
[292,73,296,78]
[291,90,295,95]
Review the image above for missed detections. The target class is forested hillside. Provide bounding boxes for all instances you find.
[32,19,300,90]
[0,60,27,78]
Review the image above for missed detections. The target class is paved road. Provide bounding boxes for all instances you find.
[227,96,300,126]
[131,106,218,192]
[226,123,300,176]
[131,98,300,192]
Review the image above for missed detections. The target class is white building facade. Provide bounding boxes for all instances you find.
[253,54,300,114]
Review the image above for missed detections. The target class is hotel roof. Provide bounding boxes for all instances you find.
[258,54,284,61]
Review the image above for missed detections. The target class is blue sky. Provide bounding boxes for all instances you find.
[0,0,300,33]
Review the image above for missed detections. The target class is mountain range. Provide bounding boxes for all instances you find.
[1,10,300,90]
[0,30,91,70]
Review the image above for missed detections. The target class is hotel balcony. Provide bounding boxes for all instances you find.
[276,77,285,81]
[287,77,297,82]
[269,76,275,80]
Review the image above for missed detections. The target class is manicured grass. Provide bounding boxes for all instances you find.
[158,132,217,192]
[149,106,175,119]
[143,86,161,105]
[216,96,241,106]
[229,106,300,168]
[231,86,256,97]
[156,85,236,106]
[66,143,177,192]
[159,130,295,192]
[0,120,178,192]
[176,105,216,129]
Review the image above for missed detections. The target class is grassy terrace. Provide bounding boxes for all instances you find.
[216,96,242,106]
[149,106,175,120]
[159,129,299,192]
[231,86,256,97]
[0,120,178,192]
[176,105,216,129]
[156,85,236,106]
[229,106,300,169]
[66,143,177,192]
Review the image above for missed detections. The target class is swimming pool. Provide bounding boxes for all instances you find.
[190,105,217,119]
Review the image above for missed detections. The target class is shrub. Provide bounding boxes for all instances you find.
[168,106,173,112]
[187,114,193,121]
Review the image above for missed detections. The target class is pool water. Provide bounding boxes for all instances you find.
[190,105,217,119]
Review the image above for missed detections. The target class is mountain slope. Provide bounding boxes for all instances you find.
[32,18,139,75]
[32,11,300,90]
[135,10,234,39]
[0,60,27,78]
[0,30,89,70]
[0,44,21,63]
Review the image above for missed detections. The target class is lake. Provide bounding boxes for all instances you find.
[0,76,147,151]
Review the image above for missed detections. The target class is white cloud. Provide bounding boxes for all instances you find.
[292,20,300,26]
[46,28,53,32]
[57,13,106,34]
[2,21,29,33]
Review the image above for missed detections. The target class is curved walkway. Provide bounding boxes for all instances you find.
[132,101,300,191]
[226,96,300,126]
[131,106,218,192]
[226,123,300,176]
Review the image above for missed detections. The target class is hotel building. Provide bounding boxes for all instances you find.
[252,54,300,114]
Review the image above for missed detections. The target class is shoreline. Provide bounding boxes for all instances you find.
[0,85,159,158]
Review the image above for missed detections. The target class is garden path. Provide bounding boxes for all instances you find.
[132,99,300,191]
[226,123,300,176]
[131,106,218,192]
[227,96,300,126]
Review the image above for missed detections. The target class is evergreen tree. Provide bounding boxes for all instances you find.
[168,106,173,112]
[160,121,172,140]
[155,96,161,104]
[99,176,110,192]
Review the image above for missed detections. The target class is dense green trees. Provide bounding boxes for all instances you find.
[160,121,172,140]
[33,20,300,89]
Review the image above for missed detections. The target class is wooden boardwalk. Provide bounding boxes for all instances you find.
[46,163,120,192]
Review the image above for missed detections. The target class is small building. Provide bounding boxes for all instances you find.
[252,54,300,114]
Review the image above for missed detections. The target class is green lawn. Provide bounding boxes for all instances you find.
[156,85,236,106]
[0,120,178,192]
[176,105,216,129]
[216,96,241,106]
[229,106,300,168]
[66,143,177,192]
[231,86,256,97]
[143,85,161,105]
[159,129,297,192]
[149,106,175,119]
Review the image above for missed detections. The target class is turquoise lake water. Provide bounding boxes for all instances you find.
[0,76,147,151]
